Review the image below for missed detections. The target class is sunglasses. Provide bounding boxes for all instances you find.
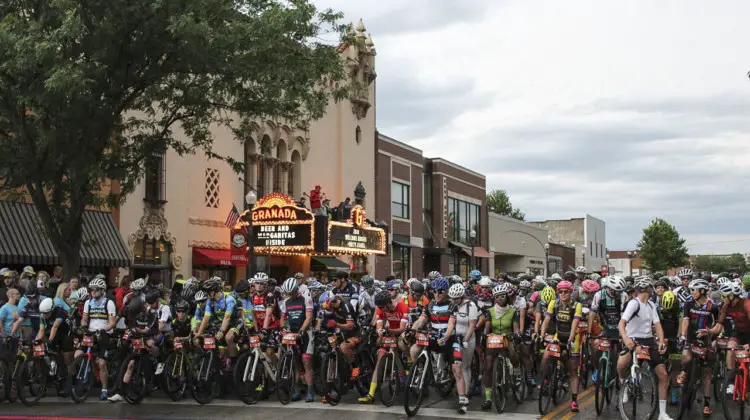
[436,289,447,294]
[376,304,389,310]
[558,290,571,295]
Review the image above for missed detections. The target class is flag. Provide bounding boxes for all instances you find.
[225,203,241,229]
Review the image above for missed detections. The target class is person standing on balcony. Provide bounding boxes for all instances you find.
[309,185,324,216]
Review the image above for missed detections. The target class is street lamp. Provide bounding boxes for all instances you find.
[245,190,258,275]
[470,229,477,270]
[544,243,550,277]
[606,252,610,275]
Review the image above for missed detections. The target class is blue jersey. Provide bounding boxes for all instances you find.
[236,296,254,327]
[204,294,238,326]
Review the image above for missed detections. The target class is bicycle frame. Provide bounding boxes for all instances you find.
[241,336,276,385]
[731,347,749,402]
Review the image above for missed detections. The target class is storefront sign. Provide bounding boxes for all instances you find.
[247,193,315,253]
[326,205,386,255]
[230,228,248,265]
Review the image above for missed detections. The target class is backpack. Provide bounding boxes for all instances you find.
[625,299,659,323]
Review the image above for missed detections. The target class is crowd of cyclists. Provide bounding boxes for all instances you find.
[1,264,750,420]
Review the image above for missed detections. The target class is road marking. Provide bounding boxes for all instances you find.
[538,386,594,420]
[559,393,596,420]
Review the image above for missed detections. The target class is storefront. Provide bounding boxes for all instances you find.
[233,193,387,281]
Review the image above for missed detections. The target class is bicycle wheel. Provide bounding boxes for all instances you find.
[164,352,186,401]
[189,351,219,405]
[553,363,566,404]
[17,358,47,406]
[470,348,482,397]
[713,355,725,402]
[70,354,93,403]
[580,340,590,390]
[0,359,9,402]
[492,357,507,413]
[595,357,607,415]
[122,354,148,405]
[538,362,555,414]
[512,362,526,404]
[321,352,343,406]
[354,351,374,397]
[619,367,657,420]
[404,354,428,417]
[235,351,263,405]
[275,351,297,405]
[377,352,399,407]
[677,361,698,420]
[722,368,745,420]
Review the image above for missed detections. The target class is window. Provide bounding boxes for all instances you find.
[391,181,410,219]
[355,126,361,144]
[145,150,166,202]
[132,237,171,266]
[392,244,411,280]
[272,162,281,193]
[257,158,267,197]
[205,168,220,208]
[449,252,470,279]
[590,241,593,256]
[447,197,481,244]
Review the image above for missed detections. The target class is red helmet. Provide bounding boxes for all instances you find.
[556,281,573,292]
[581,280,600,294]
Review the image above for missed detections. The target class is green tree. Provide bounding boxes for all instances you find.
[0,0,349,275]
[694,253,748,274]
[487,189,525,220]
[637,218,690,272]
[692,254,715,273]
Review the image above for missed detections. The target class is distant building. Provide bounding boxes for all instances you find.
[488,212,548,277]
[529,215,607,273]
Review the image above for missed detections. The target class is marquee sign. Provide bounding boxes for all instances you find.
[245,193,315,254]
[327,205,386,255]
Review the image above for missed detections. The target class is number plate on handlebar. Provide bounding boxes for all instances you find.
[544,334,555,344]
[203,337,216,349]
[595,339,611,351]
[82,336,94,347]
[32,344,45,356]
[487,334,505,349]
[249,335,261,348]
[578,322,588,329]
[173,341,183,350]
[282,333,298,345]
[381,336,398,348]
[547,343,561,358]
[691,345,707,357]
[717,337,729,349]
[734,349,749,360]
[327,335,337,346]
[131,338,145,350]
[636,345,650,360]
[416,333,429,346]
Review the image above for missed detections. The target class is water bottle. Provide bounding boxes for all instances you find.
[50,360,57,376]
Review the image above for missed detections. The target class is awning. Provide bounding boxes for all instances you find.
[448,240,491,258]
[392,240,419,248]
[193,248,247,267]
[0,201,131,267]
[311,256,350,270]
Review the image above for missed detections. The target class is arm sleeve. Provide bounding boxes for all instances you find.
[573,303,583,320]
[469,301,478,321]
[304,296,314,312]
[83,301,91,315]
[107,300,117,317]
[545,300,555,317]
[651,303,660,325]
[621,299,637,322]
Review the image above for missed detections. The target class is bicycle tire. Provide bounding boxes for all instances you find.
[70,354,93,403]
[321,352,342,406]
[492,356,507,413]
[163,352,186,402]
[17,358,46,406]
[538,362,555,414]
[677,359,698,420]
[512,361,526,404]
[122,354,148,405]
[235,351,262,404]
[354,351,374,397]
[377,352,399,407]
[189,351,219,405]
[722,368,745,420]
[580,340,590,389]
[275,351,296,405]
[713,355,725,403]
[404,354,428,417]
[595,357,607,415]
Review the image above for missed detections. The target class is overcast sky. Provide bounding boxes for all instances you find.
[313,0,750,255]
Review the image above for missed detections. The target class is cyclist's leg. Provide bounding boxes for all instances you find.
[677,344,692,384]
[460,336,475,390]
[616,349,632,383]
[483,349,497,406]
[301,331,314,399]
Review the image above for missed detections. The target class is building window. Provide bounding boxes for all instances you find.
[144,150,166,202]
[590,241,593,256]
[391,181,410,219]
[132,237,171,266]
[205,168,220,208]
[355,126,361,144]
[392,244,411,280]
[450,252,470,279]
[447,197,481,244]
[273,162,281,193]
[257,158,266,197]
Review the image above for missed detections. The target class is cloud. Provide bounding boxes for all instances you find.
[318,0,750,254]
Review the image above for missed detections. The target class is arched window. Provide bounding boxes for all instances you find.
[289,150,301,199]
[257,158,266,197]
[355,125,362,144]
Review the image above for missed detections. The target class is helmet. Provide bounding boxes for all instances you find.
[374,291,391,307]
[431,277,449,291]
[307,280,323,291]
[469,270,482,281]
[556,281,573,292]
[608,276,626,292]
[448,283,465,299]
[22,265,35,276]
[202,277,222,293]
[235,279,250,295]
[661,291,676,310]
[581,280,600,294]
[24,283,38,297]
[719,281,741,297]
[634,276,654,291]
[534,279,548,291]
[386,280,398,289]
[493,283,512,296]
[670,276,682,288]
[184,277,199,290]
[39,298,54,314]
[540,286,556,304]
[319,291,330,306]
[174,299,190,313]
[589,273,601,282]
[406,278,419,289]
[131,278,146,291]
[743,274,750,286]
[688,278,709,293]
[563,271,576,281]
[410,281,425,294]
[281,278,299,294]
[450,275,463,285]
[427,271,441,280]
[77,287,89,299]
[361,275,374,289]
[550,273,562,280]
[145,289,160,304]
[478,276,493,287]
[194,291,208,302]
[576,266,587,274]
[89,277,106,290]
[678,268,694,279]
[716,277,731,287]
[654,277,669,288]
[294,272,304,279]
[519,280,531,290]
[181,285,196,299]
[252,272,269,282]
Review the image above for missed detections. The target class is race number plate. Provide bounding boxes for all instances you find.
[282,333,298,345]
[173,341,183,350]
[717,337,729,349]
[131,338,145,350]
[327,335,337,346]
[32,344,45,357]
[82,336,94,347]
[578,322,588,329]
[203,337,216,350]
[249,335,261,348]
[691,345,707,357]
[416,333,430,347]
[382,336,398,348]
[122,331,130,341]
[547,343,561,358]
[596,339,611,351]
[734,349,749,360]
[486,335,505,349]
[636,345,650,360]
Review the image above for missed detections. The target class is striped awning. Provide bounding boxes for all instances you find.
[0,201,131,268]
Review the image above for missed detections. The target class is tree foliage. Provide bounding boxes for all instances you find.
[692,253,747,274]
[637,218,689,272]
[0,0,349,274]
[487,189,525,221]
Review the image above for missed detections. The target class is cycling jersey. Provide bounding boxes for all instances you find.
[718,298,750,337]
[152,302,172,332]
[84,297,116,333]
[487,305,516,335]
[420,299,453,336]
[18,295,41,332]
[134,310,158,337]
[658,305,681,339]
[39,307,68,337]
[402,295,430,327]
[592,290,626,332]
[320,302,358,339]
[280,295,313,333]
[375,300,408,331]
[621,299,659,339]
[545,298,582,338]
[358,289,376,318]
[251,292,280,329]
[204,294,240,327]
[236,296,254,327]
[332,282,360,308]
[682,299,719,341]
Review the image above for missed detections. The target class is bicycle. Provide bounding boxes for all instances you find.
[618,343,658,420]
[594,337,621,415]
[234,332,277,405]
[714,335,729,402]
[577,320,591,390]
[163,335,190,401]
[189,333,221,405]
[403,330,456,417]
[375,333,406,407]
[275,331,301,405]
[320,329,374,406]
[70,332,99,403]
[538,335,571,415]
[677,339,712,420]
[487,334,525,413]
[721,344,750,420]
[119,333,155,404]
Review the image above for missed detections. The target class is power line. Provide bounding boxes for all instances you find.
[687,238,750,246]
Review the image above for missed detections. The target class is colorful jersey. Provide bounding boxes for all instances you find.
[376,300,408,331]
[592,290,626,331]
[40,307,68,337]
[237,296,254,327]
[332,283,360,308]
[320,302,358,339]
[658,305,681,339]
[719,298,750,336]
[280,295,313,333]
[682,299,719,341]
[487,305,516,336]
[402,295,430,327]
[546,299,582,338]
[204,294,239,326]
[252,292,280,329]
[421,299,453,335]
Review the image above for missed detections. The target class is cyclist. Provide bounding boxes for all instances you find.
[480,283,520,410]
[195,277,243,369]
[170,298,192,341]
[534,286,556,339]
[145,288,172,373]
[677,268,694,293]
[575,266,587,287]
[330,271,359,309]
[427,271,441,281]
[359,290,408,404]
[357,275,377,326]
[191,291,208,334]
[36,298,73,394]
[78,276,117,400]
[250,273,281,365]
[717,280,750,396]
[677,277,722,415]
[279,278,315,402]
[320,293,360,372]
[234,279,254,332]
[590,275,627,382]
[17,283,43,343]
[617,277,672,420]
[657,290,682,404]
[539,280,583,412]
[444,282,478,414]
[293,272,309,297]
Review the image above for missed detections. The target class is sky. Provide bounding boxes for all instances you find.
[311,0,750,255]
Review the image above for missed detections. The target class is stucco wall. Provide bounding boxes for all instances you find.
[584,214,607,272]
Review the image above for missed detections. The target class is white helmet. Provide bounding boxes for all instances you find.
[194,290,208,302]
[716,277,731,287]
[493,283,512,296]
[634,276,654,291]
[252,272,269,281]
[478,276,493,287]
[688,278,709,292]
[550,273,562,280]
[448,283,465,299]
[608,276,626,292]
[130,278,146,291]
[576,266,587,274]
[281,278,299,294]
[519,280,531,289]
[39,298,54,314]
[89,278,106,290]
[670,276,682,288]
[534,275,545,282]
[719,281,741,296]
[77,287,89,299]
[428,271,441,280]
[406,278,420,289]
[678,268,693,278]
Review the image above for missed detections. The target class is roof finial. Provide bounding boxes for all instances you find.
[346,22,355,36]
[365,33,374,47]
[356,18,366,33]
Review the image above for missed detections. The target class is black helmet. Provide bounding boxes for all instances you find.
[361,275,374,288]
[374,291,391,307]
[173,299,190,313]
[145,289,161,304]
[25,283,38,298]
[202,277,222,293]
[410,281,425,294]
[267,278,277,288]
[235,279,250,295]
[563,271,576,281]
[181,286,196,300]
